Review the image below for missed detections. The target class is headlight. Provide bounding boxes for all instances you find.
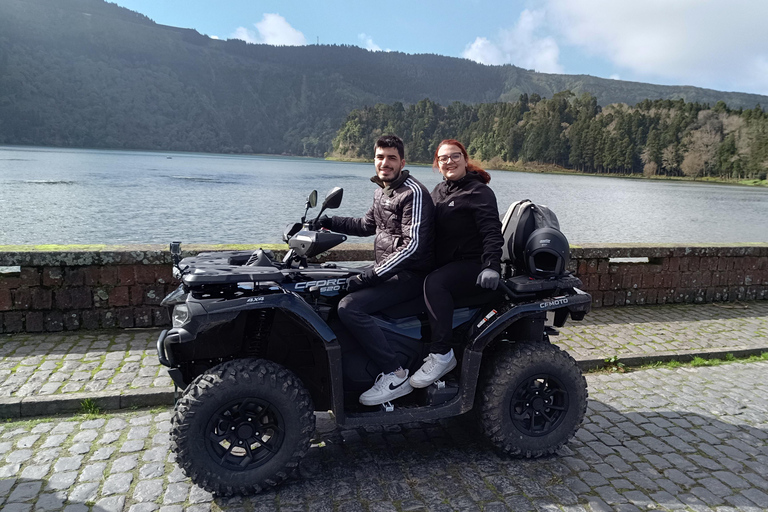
[172,304,190,327]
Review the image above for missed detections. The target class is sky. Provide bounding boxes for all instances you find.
[114,0,768,97]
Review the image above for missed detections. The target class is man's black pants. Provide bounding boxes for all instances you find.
[337,270,424,374]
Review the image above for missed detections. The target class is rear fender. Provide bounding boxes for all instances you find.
[469,291,592,352]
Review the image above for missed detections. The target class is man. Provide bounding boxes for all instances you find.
[318,135,434,406]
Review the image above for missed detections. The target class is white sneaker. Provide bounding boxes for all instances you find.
[409,352,457,388]
[359,370,414,406]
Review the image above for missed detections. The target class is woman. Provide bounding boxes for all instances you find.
[410,139,504,388]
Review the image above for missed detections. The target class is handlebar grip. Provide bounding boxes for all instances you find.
[498,280,514,297]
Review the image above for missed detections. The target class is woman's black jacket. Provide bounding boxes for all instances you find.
[431,171,503,273]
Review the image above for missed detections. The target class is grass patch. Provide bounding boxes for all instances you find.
[589,351,768,374]
[204,243,286,251]
[1,416,58,427]
[79,398,101,416]
[0,244,110,251]
[603,355,626,373]
[639,352,768,371]
[737,179,768,187]
[690,356,712,367]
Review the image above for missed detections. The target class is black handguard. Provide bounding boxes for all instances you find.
[310,215,332,231]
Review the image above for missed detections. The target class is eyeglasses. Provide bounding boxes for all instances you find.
[437,152,463,164]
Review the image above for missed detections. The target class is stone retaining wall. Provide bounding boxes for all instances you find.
[1,243,766,333]
[570,244,768,307]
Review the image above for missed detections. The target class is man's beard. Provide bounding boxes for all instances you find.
[380,168,400,183]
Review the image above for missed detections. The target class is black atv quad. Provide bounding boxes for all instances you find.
[157,187,591,496]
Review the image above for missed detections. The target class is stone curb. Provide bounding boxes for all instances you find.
[2,344,766,419]
[576,346,768,371]
[0,387,175,419]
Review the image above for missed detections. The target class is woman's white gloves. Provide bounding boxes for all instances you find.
[476,269,500,290]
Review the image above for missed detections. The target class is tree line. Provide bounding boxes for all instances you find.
[331,92,768,181]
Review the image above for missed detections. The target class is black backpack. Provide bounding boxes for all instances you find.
[500,200,570,278]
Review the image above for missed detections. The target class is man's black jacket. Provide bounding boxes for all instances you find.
[329,170,435,283]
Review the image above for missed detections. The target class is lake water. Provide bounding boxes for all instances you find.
[1,145,767,246]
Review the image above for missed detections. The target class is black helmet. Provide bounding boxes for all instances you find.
[524,227,570,278]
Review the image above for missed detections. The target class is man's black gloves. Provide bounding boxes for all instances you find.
[346,267,382,294]
[310,215,333,231]
[346,275,366,293]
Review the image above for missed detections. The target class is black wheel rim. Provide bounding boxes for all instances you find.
[205,397,285,471]
[509,373,569,437]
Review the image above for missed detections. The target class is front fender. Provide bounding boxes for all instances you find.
[196,292,337,343]
[161,291,343,412]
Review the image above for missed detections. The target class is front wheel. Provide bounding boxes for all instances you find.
[477,342,587,458]
[170,359,315,496]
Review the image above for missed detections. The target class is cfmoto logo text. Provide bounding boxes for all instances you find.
[540,298,568,308]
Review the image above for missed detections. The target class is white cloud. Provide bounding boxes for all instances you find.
[358,33,381,52]
[463,37,505,66]
[231,13,306,46]
[231,26,257,44]
[461,9,563,73]
[544,0,768,94]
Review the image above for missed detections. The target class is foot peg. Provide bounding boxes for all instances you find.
[381,401,394,412]
[433,380,446,390]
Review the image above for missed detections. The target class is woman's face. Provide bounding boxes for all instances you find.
[436,144,467,181]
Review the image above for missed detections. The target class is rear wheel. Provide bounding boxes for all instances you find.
[171,358,315,496]
[478,342,587,457]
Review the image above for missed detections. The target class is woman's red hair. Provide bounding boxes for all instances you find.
[432,139,491,184]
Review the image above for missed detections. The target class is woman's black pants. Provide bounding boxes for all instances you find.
[424,260,483,355]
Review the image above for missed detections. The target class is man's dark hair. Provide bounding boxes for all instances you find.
[374,134,405,160]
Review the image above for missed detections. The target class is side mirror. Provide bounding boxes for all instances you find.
[301,190,318,223]
[170,242,181,256]
[321,187,343,211]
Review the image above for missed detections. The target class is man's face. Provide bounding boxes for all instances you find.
[374,146,405,183]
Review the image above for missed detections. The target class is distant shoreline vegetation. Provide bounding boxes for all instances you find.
[325,154,767,188]
[330,92,768,186]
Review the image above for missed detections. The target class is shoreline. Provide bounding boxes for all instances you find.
[326,155,768,188]
[4,144,765,188]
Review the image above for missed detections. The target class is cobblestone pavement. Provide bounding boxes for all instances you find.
[0,330,169,400]
[0,302,766,409]
[0,360,766,511]
[558,301,768,362]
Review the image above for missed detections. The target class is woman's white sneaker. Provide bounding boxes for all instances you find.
[409,351,457,388]
[359,370,414,406]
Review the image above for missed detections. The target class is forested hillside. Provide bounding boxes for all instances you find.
[332,93,768,180]
[0,0,766,157]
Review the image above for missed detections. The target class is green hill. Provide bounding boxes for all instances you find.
[0,0,765,156]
